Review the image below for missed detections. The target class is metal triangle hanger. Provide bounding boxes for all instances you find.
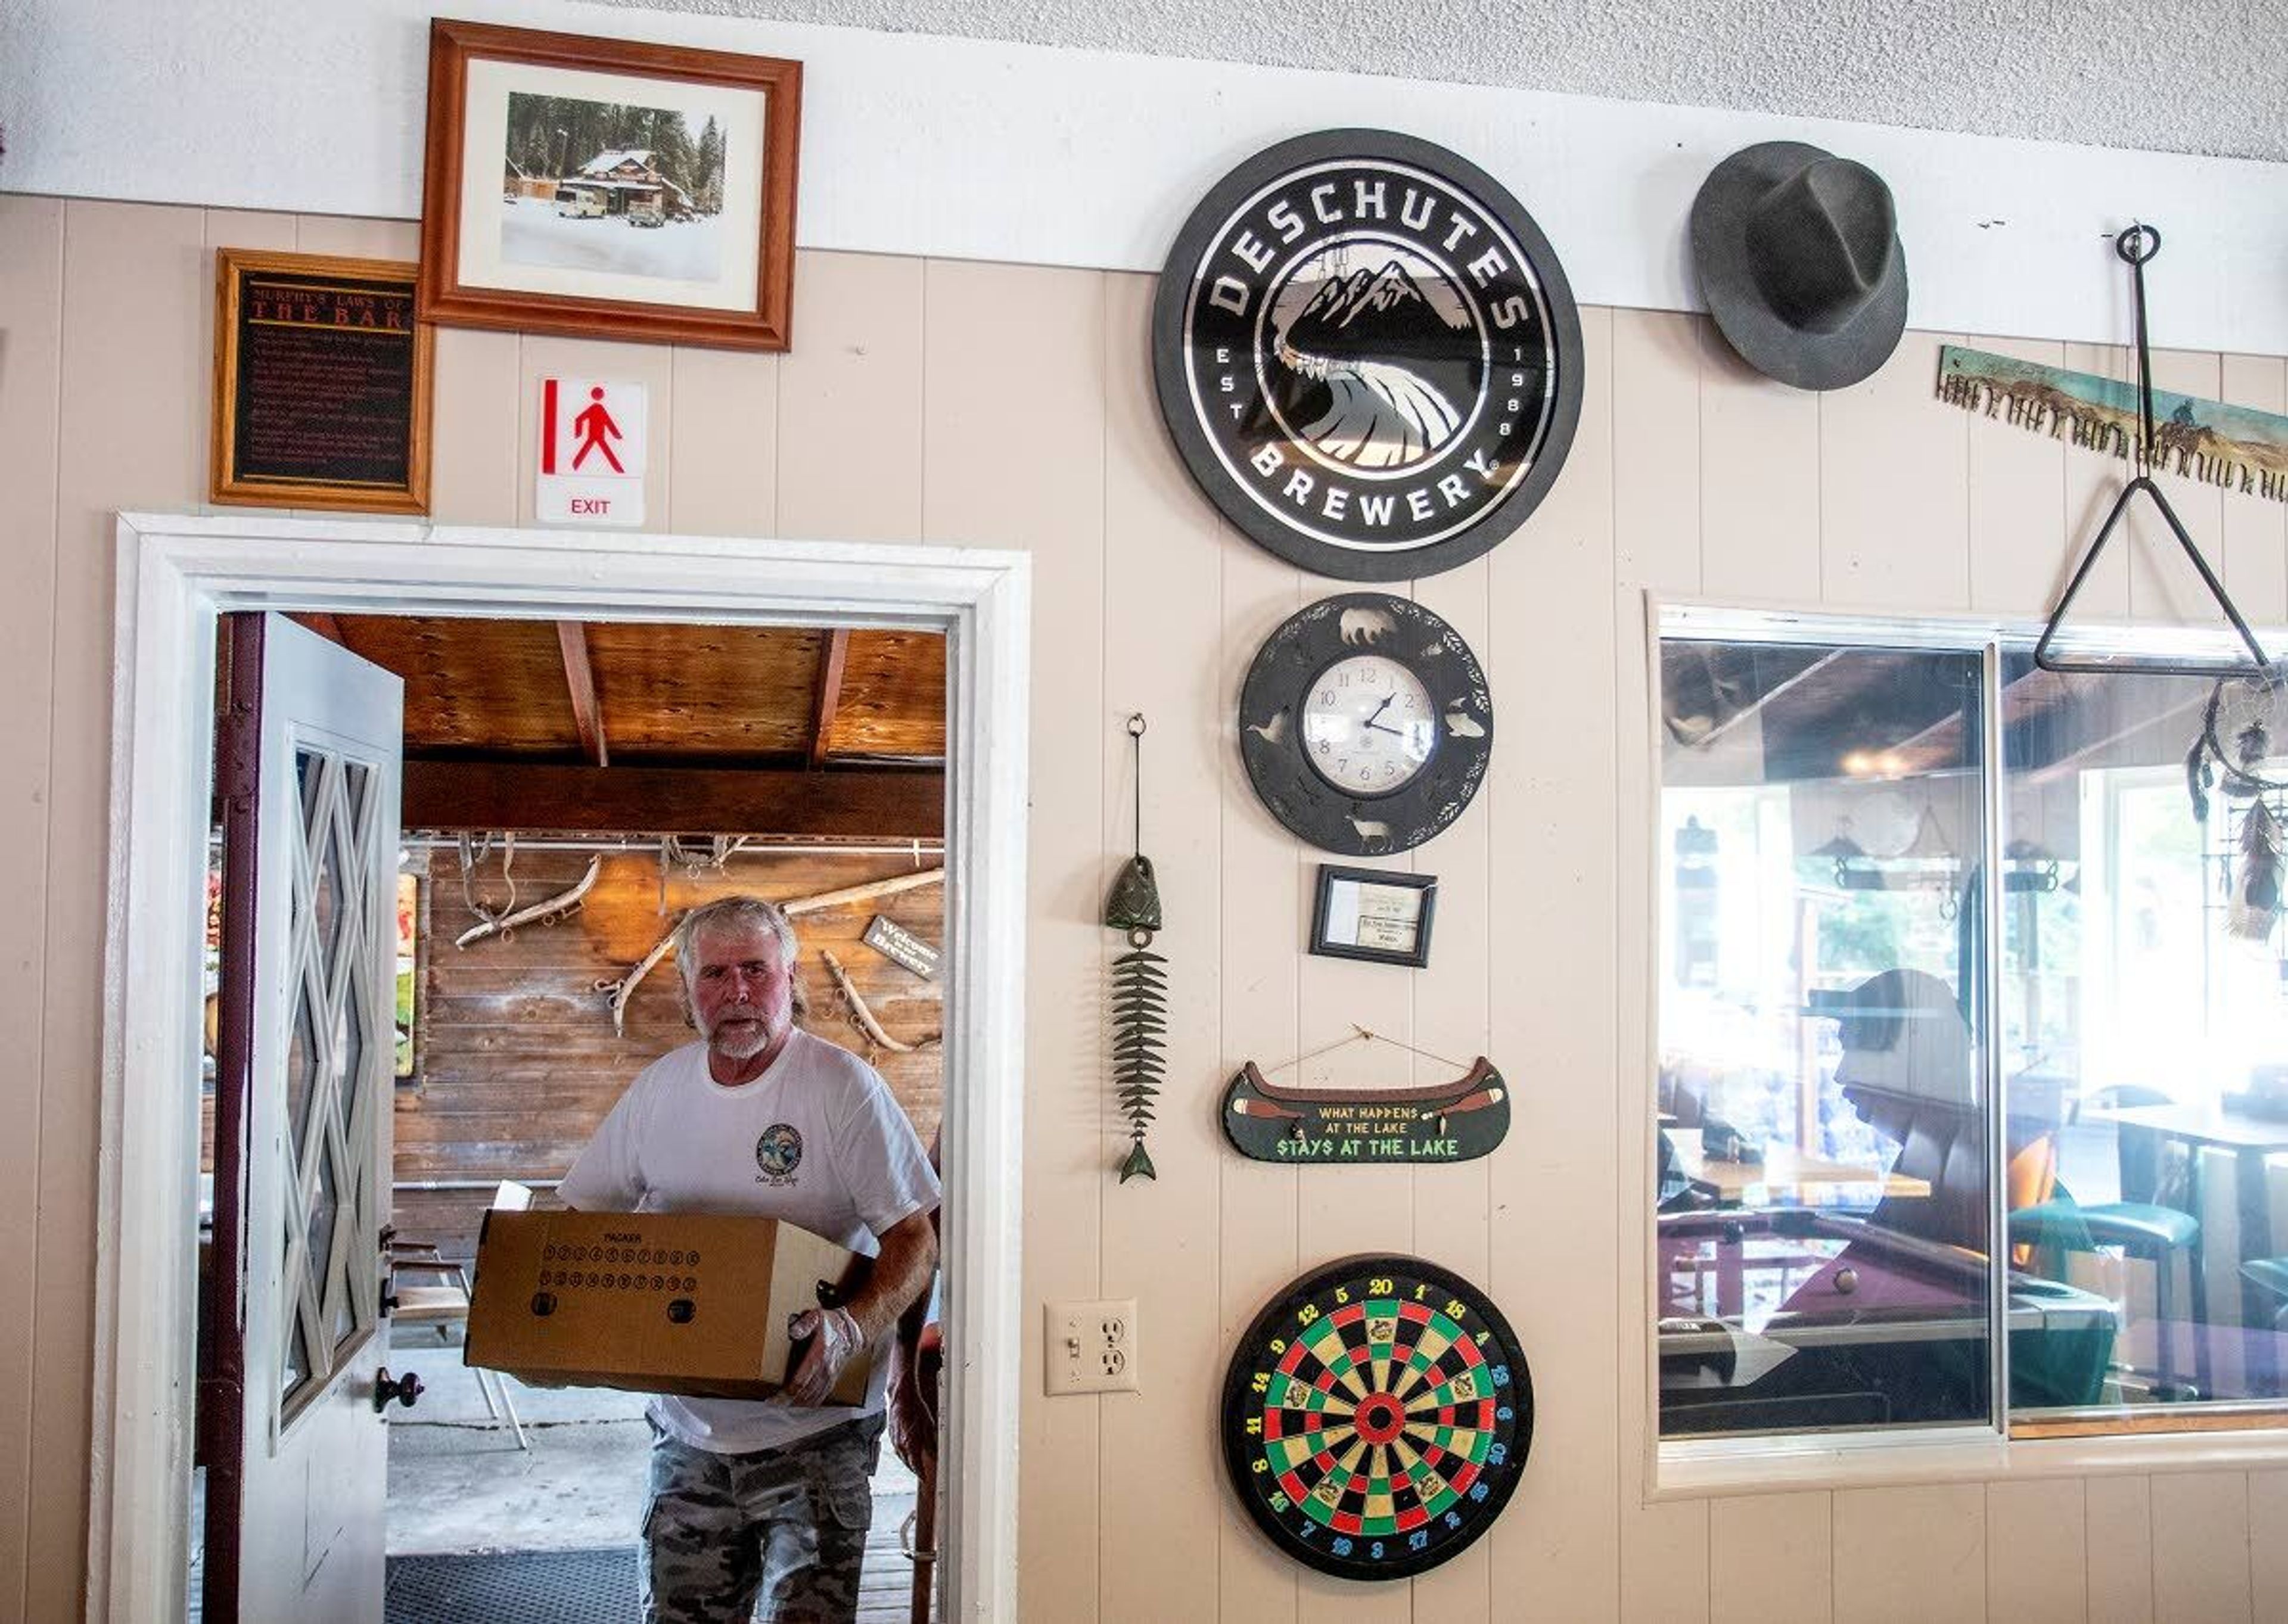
[2035,224,2273,679]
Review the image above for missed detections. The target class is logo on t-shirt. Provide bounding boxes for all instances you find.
[754,1122,804,1185]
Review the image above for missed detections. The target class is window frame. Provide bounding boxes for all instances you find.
[1642,598,2288,1497]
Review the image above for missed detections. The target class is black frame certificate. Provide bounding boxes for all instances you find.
[212,248,433,514]
[1310,866,1437,967]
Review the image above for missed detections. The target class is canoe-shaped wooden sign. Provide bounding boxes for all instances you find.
[1221,1057,1509,1164]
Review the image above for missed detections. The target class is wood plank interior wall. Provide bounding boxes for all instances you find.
[4,192,2288,1620]
[396,845,945,1262]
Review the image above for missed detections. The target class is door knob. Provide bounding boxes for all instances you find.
[374,1367,424,1413]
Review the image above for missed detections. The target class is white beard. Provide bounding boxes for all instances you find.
[707,1009,779,1060]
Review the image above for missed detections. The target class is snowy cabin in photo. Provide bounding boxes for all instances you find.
[554,150,695,224]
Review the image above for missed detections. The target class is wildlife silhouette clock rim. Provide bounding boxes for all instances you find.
[1238,592,1493,856]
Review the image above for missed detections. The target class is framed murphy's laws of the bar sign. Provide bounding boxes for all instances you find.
[211,248,434,514]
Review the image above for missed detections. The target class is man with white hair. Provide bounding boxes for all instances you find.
[560,894,940,1624]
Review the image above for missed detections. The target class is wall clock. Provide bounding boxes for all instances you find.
[1152,128,1583,581]
[1239,593,1492,855]
[1221,1254,1533,1581]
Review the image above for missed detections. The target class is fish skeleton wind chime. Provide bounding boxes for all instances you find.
[1105,714,1165,1183]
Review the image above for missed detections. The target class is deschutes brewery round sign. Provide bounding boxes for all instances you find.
[1152,130,1583,581]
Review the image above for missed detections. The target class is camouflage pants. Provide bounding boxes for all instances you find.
[642,1415,882,1624]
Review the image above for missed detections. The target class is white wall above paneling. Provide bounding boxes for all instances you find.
[5,0,2287,354]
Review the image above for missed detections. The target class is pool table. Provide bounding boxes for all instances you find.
[1658,1209,2118,1436]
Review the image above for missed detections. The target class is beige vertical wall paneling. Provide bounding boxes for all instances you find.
[1612,305,1713,1624]
[1611,310,1704,595]
[1699,321,1820,601]
[2250,1469,2288,1619]
[2217,356,2288,628]
[666,344,778,537]
[1215,531,1305,1624]
[1486,304,1621,1616]
[914,257,1110,1622]
[2087,1475,2156,1624]
[1092,271,1224,1623]
[776,251,925,543]
[517,334,677,532]
[1987,1477,2089,1623]
[46,198,212,1624]
[1832,1483,1986,1623]
[428,326,523,524]
[0,191,65,1624]
[18,186,2288,1618]
[1964,335,2071,616]
[1709,1492,1832,1624]
[1404,556,1494,1624]
[1817,331,1972,609]
[290,216,418,260]
[2149,1470,2252,1623]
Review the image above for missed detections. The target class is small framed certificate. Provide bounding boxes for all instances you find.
[1309,866,1437,969]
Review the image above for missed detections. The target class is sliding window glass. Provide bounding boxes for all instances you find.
[1657,618,2288,1448]
[1656,637,1995,1437]
[2001,655,2288,1424]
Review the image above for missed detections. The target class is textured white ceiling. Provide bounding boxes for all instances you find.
[599,0,2288,163]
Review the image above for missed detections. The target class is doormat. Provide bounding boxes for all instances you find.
[386,1547,638,1624]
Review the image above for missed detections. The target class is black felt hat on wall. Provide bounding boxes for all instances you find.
[1690,141,1909,391]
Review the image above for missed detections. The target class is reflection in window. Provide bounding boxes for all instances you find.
[1656,640,2008,1437]
[1658,627,2288,1443]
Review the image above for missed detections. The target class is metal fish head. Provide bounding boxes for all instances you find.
[1103,854,1163,934]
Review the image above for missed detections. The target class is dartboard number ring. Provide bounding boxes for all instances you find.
[1222,1255,1533,1581]
[1152,127,1583,582]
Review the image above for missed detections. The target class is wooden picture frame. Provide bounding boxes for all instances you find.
[1309,866,1437,968]
[417,18,802,351]
[211,248,433,514]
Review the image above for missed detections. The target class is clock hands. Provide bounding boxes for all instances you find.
[1361,693,1406,739]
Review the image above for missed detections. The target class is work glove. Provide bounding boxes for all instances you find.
[783,1305,864,1406]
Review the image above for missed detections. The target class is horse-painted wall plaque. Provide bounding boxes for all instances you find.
[1152,129,1583,581]
[1936,344,2288,505]
[1223,1056,1509,1163]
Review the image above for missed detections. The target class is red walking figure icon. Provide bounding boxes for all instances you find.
[571,386,626,473]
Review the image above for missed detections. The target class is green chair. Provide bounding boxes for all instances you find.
[2008,1086,2208,1399]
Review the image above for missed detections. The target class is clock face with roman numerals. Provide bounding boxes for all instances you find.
[1221,1255,1533,1581]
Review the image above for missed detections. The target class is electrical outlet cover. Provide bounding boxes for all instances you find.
[1044,1298,1139,1395]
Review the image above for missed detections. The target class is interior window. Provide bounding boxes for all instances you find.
[1656,625,2288,1447]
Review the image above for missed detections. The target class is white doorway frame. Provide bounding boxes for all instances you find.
[90,513,1030,1623]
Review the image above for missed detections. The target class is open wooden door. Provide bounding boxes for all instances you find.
[202,613,405,1622]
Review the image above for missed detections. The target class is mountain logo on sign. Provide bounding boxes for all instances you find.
[1273,258,1475,471]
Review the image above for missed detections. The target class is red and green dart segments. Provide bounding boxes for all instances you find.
[1222,1255,1532,1581]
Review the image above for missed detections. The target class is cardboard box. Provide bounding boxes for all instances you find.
[464,1209,873,1405]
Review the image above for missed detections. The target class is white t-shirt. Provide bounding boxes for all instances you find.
[558,1026,941,1454]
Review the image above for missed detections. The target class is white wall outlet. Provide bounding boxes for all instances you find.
[1044,1298,1140,1395]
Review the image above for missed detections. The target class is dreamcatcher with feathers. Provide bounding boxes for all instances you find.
[2187,668,2288,942]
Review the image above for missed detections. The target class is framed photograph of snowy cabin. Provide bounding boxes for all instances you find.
[417,20,802,350]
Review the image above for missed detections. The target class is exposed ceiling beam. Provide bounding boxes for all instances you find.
[402,762,943,838]
[809,628,851,770]
[557,620,608,767]
[2018,686,2211,786]
[1886,666,2077,777]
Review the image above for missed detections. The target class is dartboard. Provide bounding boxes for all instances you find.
[1221,1255,1532,1581]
